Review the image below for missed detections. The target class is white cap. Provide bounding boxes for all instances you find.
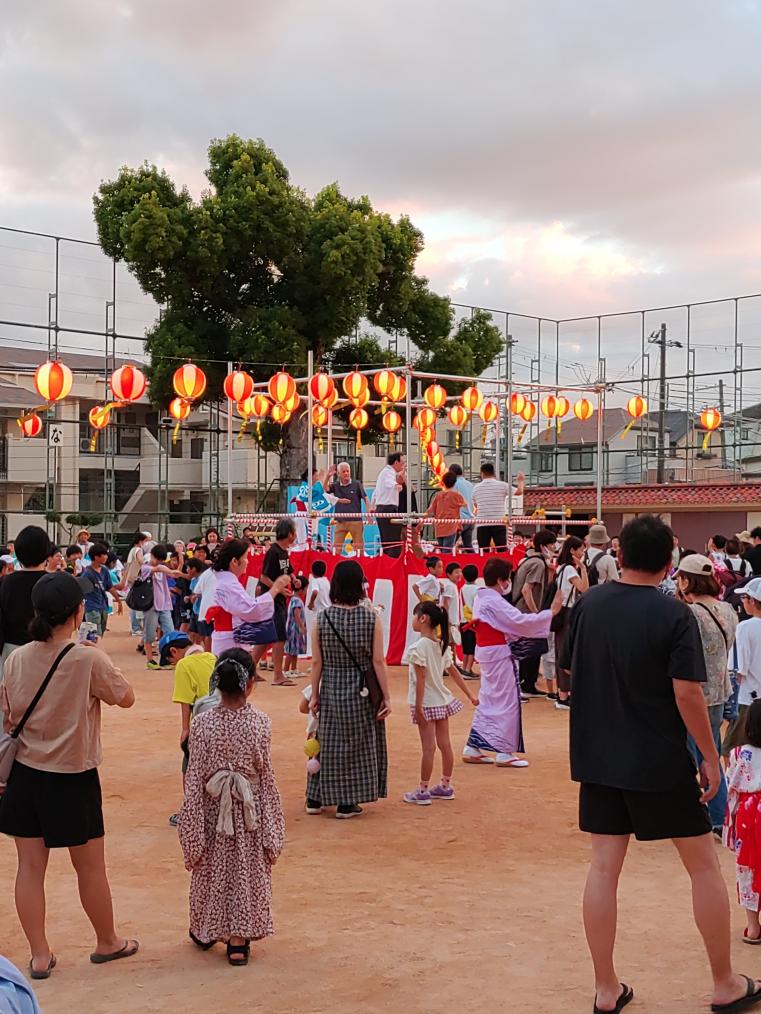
[741,577,761,602]
[0,554,14,565]
[140,531,152,540]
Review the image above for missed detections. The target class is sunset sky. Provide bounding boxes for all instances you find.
[2,0,761,397]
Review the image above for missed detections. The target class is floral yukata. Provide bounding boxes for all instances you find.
[466,587,552,755]
[178,703,285,944]
[725,744,761,911]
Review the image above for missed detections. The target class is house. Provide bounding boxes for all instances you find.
[525,407,735,487]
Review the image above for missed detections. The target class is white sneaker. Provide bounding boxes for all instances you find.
[495,753,529,768]
[462,746,495,764]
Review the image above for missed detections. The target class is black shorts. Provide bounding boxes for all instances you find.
[0,762,104,848]
[579,774,711,842]
[273,607,287,643]
[461,625,476,655]
[190,617,213,638]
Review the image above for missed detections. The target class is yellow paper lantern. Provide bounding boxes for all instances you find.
[173,363,207,402]
[423,383,447,411]
[223,370,254,403]
[348,406,369,451]
[268,371,296,406]
[34,361,73,403]
[271,404,291,425]
[461,386,483,412]
[573,398,594,421]
[479,400,498,423]
[343,370,368,405]
[510,392,526,415]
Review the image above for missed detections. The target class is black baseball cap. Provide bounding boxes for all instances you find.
[31,572,84,620]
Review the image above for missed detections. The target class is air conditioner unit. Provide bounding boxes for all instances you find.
[79,438,93,453]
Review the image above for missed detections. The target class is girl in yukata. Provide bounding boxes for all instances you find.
[178,649,285,966]
[463,557,558,768]
[725,700,761,943]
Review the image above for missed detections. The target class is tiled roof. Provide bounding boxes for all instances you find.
[0,377,39,409]
[0,344,142,373]
[524,482,761,511]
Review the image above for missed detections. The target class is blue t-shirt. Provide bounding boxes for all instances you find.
[454,476,474,519]
[83,565,113,613]
[190,575,201,616]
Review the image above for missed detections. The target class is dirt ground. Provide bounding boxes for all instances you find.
[0,616,755,1014]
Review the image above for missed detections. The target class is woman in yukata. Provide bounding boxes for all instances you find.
[463,556,560,768]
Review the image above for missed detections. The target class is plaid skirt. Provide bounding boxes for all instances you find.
[306,667,388,807]
[410,699,464,724]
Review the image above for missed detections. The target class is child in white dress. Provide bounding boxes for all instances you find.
[403,602,478,806]
[725,700,761,943]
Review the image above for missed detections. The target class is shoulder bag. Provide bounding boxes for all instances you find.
[324,610,383,710]
[694,602,739,722]
[0,642,75,787]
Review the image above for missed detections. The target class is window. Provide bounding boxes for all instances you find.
[190,437,205,460]
[568,446,594,472]
[24,488,46,512]
[637,435,656,453]
[0,435,7,479]
[116,412,141,456]
[171,437,183,459]
[742,428,750,441]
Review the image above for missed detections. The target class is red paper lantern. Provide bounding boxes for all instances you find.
[700,407,722,432]
[323,388,339,410]
[223,370,254,404]
[34,361,73,403]
[18,413,43,438]
[520,401,537,422]
[110,364,147,404]
[310,373,335,405]
[627,395,647,420]
[427,439,440,459]
[555,396,570,419]
[541,395,558,419]
[88,405,111,430]
[348,407,369,430]
[374,370,397,399]
[479,400,498,423]
[343,371,368,406]
[382,410,402,434]
[251,394,271,419]
[423,383,447,411]
[169,397,191,421]
[312,404,329,428]
[574,398,594,421]
[173,363,207,402]
[415,407,437,431]
[389,374,407,403]
[430,450,444,471]
[448,404,468,428]
[461,386,483,412]
[282,390,301,414]
[510,392,527,415]
[268,371,296,406]
[270,404,291,425]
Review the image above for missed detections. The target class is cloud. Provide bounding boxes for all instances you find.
[1,0,761,353]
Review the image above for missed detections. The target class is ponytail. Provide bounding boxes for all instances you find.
[414,600,449,655]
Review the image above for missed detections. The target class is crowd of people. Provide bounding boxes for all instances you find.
[6,507,761,1009]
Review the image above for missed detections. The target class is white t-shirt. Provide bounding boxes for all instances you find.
[736,616,761,706]
[194,567,217,621]
[471,478,513,518]
[416,573,441,603]
[405,636,455,708]
[584,548,619,584]
[307,575,331,614]
[728,557,751,577]
[558,564,580,607]
[440,578,460,628]
[461,583,478,622]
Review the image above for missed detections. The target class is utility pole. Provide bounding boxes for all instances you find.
[649,323,682,484]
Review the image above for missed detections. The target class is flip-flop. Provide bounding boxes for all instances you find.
[272,679,296,687]
[496,757,530,768]
[462,754,495,764]
[29,954,56,980]
[90,939,140,964]
[711,975,761,1012]
[743,929,761,945]
[594,983,633,1014]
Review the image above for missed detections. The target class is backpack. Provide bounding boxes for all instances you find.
[583,549,603,587]
[725,573,754,619]
[126,575,154,612]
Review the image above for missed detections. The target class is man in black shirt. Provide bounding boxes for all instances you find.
[254,518,296,686]
[566,514,761,1013]
[0,525,51,679]
[743,527,761,576]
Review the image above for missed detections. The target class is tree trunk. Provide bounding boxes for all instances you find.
[279,412,309,511]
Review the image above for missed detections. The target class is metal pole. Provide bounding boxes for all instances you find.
[306,350,314,517]
[405,340,413,544]
[656,322,667,484]
[226,361,233,521]
[506,333,513,519]
[595,376,605,522]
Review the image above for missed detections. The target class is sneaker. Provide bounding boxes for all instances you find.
[429,784,455,800]
[546,692,559,701]
[520,694,530,703]
[462,671,480,681]
[555,698,571,710]
[130,630,142,637]
[136,642,145,654]
[168,813,180,826]
[336,804,363,819]
[403,788,433,806]
[146,660,161,670]
[522,689,547,698]
[305,799,322,815]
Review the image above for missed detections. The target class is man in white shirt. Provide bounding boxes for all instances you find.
[471,462,525,552]
[583,524,620,584]
[369,451,406,557]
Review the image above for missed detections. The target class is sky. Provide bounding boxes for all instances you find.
[2,0,761,403]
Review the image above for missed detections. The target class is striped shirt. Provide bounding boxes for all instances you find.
[471,478,520,519]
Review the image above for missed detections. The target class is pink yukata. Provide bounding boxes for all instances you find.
[466,587,552,755]
[208,570,274,655]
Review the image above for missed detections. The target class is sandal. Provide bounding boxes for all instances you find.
[743,928,761,945]
[189,930,215,951]
[29,954,56,980]
[227,942,250,966]
[711,975,761,1012]
[272,678,295,687]
[594,983,633,1014]
[90,939,140,964]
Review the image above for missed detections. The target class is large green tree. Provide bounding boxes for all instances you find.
[94,135,502,497]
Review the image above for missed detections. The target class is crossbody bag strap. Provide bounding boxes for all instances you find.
[694,602,730,650]
[11,641,75,739]
[324,611,365,675]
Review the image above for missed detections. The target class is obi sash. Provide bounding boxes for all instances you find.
[472,620,507,647]
[205,605,232,631]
